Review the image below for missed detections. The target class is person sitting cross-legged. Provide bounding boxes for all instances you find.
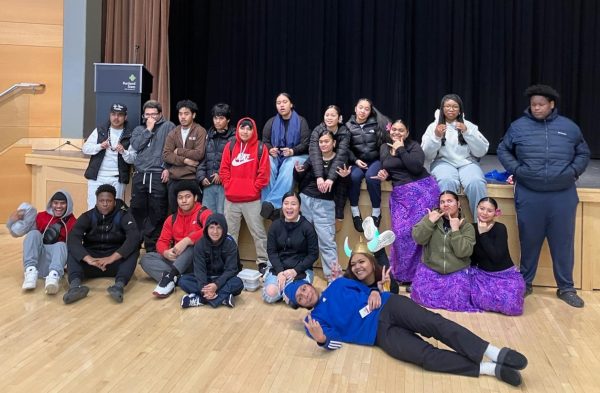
[139,180,212,298]
[64,184,140,304]
[179,213,244,308]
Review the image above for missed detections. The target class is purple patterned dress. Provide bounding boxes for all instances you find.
[389,176,440,282]
[470,267,525,315]
[411,263,480,312]
[470,222,525,315]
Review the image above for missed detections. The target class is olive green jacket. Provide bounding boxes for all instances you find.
[411,214,475,274]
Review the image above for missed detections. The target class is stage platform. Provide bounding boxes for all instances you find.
[18,150,600,290]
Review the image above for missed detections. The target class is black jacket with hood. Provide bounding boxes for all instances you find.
[192,213,242,290]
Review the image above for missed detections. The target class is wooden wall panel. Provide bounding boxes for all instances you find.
[0,22,62,47]
[0,0,63,141]
[0,146,33,220]
[0,0,63,25]
[0,45,62,129]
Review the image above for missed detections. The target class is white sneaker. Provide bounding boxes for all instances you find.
[371,230,396,252]
[152,273,176,298]
[22,266,38,290]
[362,216,377,241]
[45,270,60,295]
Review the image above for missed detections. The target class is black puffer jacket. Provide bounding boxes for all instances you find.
[197,125,236,184]
[192,213,242,290]
[346,115,384,164]
[308,123,351,181]
[68,200,140,258]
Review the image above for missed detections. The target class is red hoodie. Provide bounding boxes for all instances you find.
[156,201,212,254]
[219,117,270,203]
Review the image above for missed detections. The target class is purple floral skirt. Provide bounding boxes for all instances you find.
[389,176,440,282]
[470,266,525,316]
[410,263,480,312]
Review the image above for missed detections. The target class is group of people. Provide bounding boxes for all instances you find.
[7,83,591,387]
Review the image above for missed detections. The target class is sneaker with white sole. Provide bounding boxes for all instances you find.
[152,272,177,298]
[370,230,396,252]
[45,270,60,295]
[362,216,377,241]
[222,294,235,308]
[181,293,205,308]
[22,266,38,290]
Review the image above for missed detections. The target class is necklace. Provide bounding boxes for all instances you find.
[107,127,124,151]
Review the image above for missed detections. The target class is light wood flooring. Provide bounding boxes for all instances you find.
[1,228,599,393]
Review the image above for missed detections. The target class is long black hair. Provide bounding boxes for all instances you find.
[437,94,466,146]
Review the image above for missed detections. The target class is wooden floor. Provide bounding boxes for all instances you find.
[1,228,599,393]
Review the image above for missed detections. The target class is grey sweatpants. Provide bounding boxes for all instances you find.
[139,246,195,282]
[23,230,67,277]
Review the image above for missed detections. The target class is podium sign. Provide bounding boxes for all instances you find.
[93,63,153,132]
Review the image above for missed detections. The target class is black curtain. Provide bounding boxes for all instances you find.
[169,0,600,156]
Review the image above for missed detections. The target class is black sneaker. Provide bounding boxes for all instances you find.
[556,289,584,308]
[223,294,235,308]
[107,285,124,303]
[495,364,522,387]
[270,208,281,221]
[372,214,382,228]
[153,272,177,298]
[63,285,90,304]
[258,263,268,276]
[260,202,275,219]
[497,348,528,370]
[524,286,533,297]
[352,216,364,232]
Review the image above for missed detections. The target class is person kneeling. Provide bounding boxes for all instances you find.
[285,278,528,387]
[179,213,244,308]
[64,184,140,304]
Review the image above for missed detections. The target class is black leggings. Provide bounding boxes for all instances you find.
[375,295,488,377]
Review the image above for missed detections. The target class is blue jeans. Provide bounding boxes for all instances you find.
[430,160,487,219]
[202,184,225,215]
[262,269,314,303]
[300,194,337,277]
[262,155,308,208]
[348,160,382,209]
[179,273,244,308]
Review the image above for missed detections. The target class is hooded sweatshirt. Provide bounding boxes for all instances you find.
[156,201,212,255]
[192,213,242,290]
[11,190,77,242]
[421,110,489,169]
[219,117,270,202]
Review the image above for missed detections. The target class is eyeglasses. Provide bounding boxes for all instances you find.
[143,112,160,118]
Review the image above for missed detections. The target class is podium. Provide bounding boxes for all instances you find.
[93,63,153,131]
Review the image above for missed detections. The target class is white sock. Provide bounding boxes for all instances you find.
[371,208,381,217]
[484,344,501,362]
[351,206,360,217]
[479,361,496,376]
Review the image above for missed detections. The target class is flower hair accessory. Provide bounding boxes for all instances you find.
[385,122,392,132]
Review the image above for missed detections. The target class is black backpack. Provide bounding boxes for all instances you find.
[170,205,209,228]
